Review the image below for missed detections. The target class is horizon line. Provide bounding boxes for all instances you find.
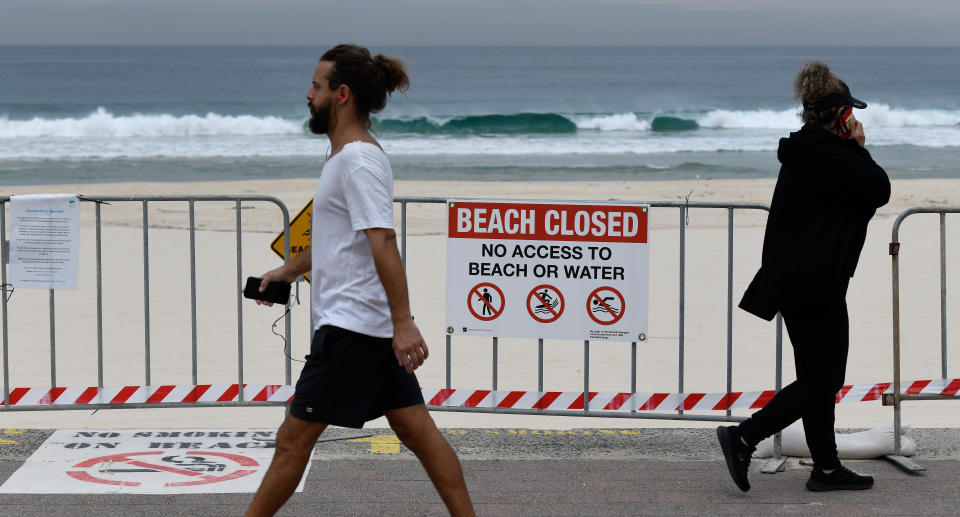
[2,43,959,49]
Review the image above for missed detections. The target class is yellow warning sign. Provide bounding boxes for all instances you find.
[271,200,312,282]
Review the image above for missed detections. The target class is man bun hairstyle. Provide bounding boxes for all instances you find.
[794,61,845,125]
[373,54,410,94]
[321,44,410,122]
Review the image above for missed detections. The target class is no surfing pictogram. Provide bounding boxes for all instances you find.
[468,282,505,321]
[66,451,259,488]
[587,286,625,325]
[526,284,564,323]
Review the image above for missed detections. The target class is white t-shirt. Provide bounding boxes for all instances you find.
[310,141,395,338]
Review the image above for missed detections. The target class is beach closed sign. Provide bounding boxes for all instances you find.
[446,200,649,342]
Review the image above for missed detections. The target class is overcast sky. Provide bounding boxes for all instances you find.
[3,0,960,46]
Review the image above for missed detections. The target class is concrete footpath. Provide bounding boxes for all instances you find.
[1,428,958,516]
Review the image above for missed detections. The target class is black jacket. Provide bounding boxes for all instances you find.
[739,123,891,320]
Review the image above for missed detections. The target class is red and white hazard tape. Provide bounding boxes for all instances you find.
[2,379,958,411]
[0,384,294,407]
[423,378,960,412]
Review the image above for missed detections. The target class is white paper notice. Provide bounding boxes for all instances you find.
[9,194,81,289]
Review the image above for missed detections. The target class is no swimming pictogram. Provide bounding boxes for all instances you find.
[468,282,505,321]
[526,284,564,323]
[587,286,625,325]
[66,451,259,488]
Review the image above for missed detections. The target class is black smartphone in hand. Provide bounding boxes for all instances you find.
[243,276,291,305]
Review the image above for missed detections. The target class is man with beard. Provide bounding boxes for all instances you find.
[244,44,475,517]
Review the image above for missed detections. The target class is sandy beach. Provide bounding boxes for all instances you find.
[1,177,958,430]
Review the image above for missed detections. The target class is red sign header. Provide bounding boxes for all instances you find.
[448,201,648,243]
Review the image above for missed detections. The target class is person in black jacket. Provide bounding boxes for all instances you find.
[717,62,890,493]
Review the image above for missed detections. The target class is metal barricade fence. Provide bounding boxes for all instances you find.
[395,196,788,472]
[2,195,782,417]
[0,195,292,410]
[7,192,959,474]
[2,193,788,470]
[885,206,960,472]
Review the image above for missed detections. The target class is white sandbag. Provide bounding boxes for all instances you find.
[754,421,918,458]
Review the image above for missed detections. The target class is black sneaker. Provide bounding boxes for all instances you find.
[717,425,754,492]
[806,465,874,492]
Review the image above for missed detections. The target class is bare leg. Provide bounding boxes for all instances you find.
[386,404,475,517]
[245,413,328,517]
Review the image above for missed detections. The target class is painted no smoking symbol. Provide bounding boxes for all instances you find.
[66,451,259,487]
[587,286,625,325]
[468,282,505,321]
[527,284,564,323]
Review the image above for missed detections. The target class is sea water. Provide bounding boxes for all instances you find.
[1,45,958,184]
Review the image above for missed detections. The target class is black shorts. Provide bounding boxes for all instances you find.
[289,325,424,428]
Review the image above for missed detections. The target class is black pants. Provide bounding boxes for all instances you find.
[737,298,850,470]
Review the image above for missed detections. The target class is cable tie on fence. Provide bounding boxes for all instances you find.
[77,195,111,206]
[683,190,694,225]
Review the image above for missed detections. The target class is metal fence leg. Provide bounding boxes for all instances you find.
[1,205,8,407]
[631,341,637,413]
[142,201,151,386]
[678,206,686,415]
[538,338,544,393]
[49,289,56,388]
[236,200,245,401]
[761,455,787,473]
[885,454,926,473]
[761,444,787,473]
[189,200,198,385]
[939,213,948,379]
[95,203,104,387]
[885,231,926,473]
[492,336,498,391]
[761,313,787,473]
[726,208,733,419]
[584,340,590,412]
[446,334,452,390]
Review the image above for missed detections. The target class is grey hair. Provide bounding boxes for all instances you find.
[794,61,845,125]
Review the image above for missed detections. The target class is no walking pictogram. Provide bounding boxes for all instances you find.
[526,284,564,323]
[468,282,505,321]
[587,286,625,325]
[66,451,259,488]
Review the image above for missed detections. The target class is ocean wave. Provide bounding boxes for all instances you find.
[373,113,576,134]
[401,162,767,177]
[695,104,960,129]
[696,108,799,129]
[858,103,960,128]
[3,105,960,141]
[375,105,960,135]
[651,116,700,132]
[573,113,650,131]
[3,127,960,160]
[0,107,304,138]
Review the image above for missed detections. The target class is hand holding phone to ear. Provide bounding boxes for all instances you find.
[837,107,854,138]
[850,119,865,147]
